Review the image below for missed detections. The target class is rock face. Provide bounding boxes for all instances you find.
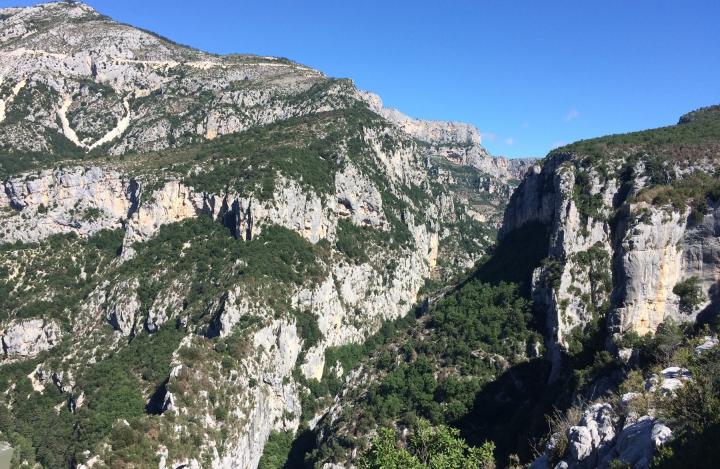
[0,166,136,243]
[532,403,672,469]
[379,107,484,147]
[362,92,536,182]
[0,1,529,178]
[500,113,720,363]
[0,2,328,156]
[598,417,672,468]
[334,163,386,228]
[0,3,532,468]
[614,207,688,335]
[105,279,142,336]
[1,319,62,359]
[565,404,617,468]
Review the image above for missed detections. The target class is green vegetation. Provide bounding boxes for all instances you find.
[302,220,550,465]
[296,313,418,423]
[0,326,184,468]
[0,216,329,467]
[335,218,373,262]
[183,131,337,200]
[539,257,564,291]
[0,229,123,325]
[672,277,703,314]
[653,346,720,468]
[335,217,411,263]
[552,105,720,165]
[550,105,720,218]
[258,430,296,469]
[177,105,383,201]
[308,278,538,465]
[618,321,687,368]
[606,320,720,469]
[295,309,323,357]
[637,169,720,216]
[573,168,606,221]
[428,282,532,370]
[119,216,326,322]
[358,419,495,469]
[0,82,85,178]
[355,283,530,426]
[74,361,147,454]
[574,244,611,286]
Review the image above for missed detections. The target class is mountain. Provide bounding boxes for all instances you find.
[0,2,534,468]
[2,3,718,469]
[309,105,720,468]
[0,1,530,180]
[503,104,720,371]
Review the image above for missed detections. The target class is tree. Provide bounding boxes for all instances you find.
[358,419,495,469]
[359,428,423,469]
[673,276,703,314]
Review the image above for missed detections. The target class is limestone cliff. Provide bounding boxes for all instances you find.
[500,106,720,363]
[0,3,528,468]
[361,91,535,183]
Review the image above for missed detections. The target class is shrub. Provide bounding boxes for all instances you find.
[258,430,295,469]
[673,277,703,314]
[295,309,323,352]
[543,405,583,463]
[358,419,495,469]
[636,320,686,366]
[540,257,564,291]
[654,347,720,468]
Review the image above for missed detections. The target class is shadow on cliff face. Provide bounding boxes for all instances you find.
[455,249,621,465]
[278,428,316,468]
[696,282,720,327]
[455,357,567,464]
[444,222,558,464]
[145,378,169,415]
[455,353,613,465]
[469,221,550,297]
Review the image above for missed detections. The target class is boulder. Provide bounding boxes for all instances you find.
[599,416,671,469]
[565,403,617,468]
[695,336,719,355]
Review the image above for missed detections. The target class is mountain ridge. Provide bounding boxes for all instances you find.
[0,0,533,182]
[1,3,718,469]
[306,104,720,468]
[0,3,530,468]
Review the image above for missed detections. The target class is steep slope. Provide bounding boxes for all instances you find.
[0,1,325,162]
[0,2,530,177]
[502,105,720,369]
[308,106,720,469]
[0,3,530,469]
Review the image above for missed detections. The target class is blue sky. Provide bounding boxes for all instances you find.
[5,1,720,157]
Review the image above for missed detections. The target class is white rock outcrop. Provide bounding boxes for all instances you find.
[335,164,386,228]
[598,417,672,469]
[1,167,135,243]
[532,403,673,469]
[695,336,719,354]
[1,318,62,359]
[100,279,141,336]
[501,151,720,366]
[566,404,617,468]
[361,91,534,182]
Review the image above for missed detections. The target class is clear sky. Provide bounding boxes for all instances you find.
[4,1,720,157]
